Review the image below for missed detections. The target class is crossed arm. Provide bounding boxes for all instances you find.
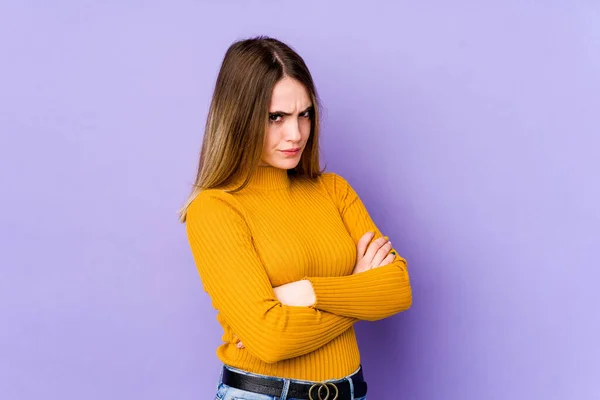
[186,174,412,363]
[272,232,399,308]
[232,232,404,349]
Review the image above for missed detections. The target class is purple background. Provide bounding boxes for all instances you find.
[1,2,599,399]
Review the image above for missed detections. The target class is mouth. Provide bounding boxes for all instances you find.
[279,148,301,156]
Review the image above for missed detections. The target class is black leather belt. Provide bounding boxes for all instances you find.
[221,366,368,400]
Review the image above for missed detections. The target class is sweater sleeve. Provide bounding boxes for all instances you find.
[185,189,356,364]
[305,173,412,321]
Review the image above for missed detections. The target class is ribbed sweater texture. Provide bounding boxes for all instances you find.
[185,166,412,381]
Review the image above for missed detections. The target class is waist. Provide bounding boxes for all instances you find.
[220,364,367,400]
[216,328,361,381]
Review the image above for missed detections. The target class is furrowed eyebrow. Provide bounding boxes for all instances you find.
[269,105,314,116]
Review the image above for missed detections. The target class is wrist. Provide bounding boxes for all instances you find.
[301,279,316,307]
[274,280,316,307]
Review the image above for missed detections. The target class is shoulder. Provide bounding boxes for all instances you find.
[318,171,356,198]
[186,189,247,225]
[319,171,351,188]
[185,190,253,243]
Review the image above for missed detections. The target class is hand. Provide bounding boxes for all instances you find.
[232,334,244,349]
[273,280,316,307]
[352,232,396,274]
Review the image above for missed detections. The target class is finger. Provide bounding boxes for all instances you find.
[356,232,375,257]
[377,252,396,268]
[236,341,244,349]
[363,236,389,263]
[372,240,393,267]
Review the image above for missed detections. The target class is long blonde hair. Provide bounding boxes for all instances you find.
[178,36,323,222]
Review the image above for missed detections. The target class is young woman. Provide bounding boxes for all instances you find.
[180,36,412,400]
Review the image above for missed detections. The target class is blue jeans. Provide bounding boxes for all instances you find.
[215,365,367,400]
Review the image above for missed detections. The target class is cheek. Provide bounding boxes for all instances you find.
[264,125,279,150]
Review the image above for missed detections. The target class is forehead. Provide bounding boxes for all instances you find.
[270,77,311,109]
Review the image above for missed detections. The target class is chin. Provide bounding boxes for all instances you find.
[267,157,302,170]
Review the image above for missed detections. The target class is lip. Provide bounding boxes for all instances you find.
[280,148,301,155]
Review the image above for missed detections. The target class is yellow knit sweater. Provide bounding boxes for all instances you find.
[185,166,412,381]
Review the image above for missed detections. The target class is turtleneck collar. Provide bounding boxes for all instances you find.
[236,166,292,191]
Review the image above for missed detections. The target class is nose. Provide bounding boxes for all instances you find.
[285,119,302,142]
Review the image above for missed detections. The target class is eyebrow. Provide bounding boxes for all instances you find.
[269,105,314,116]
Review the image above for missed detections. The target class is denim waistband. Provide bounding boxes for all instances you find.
[219,364,363,399]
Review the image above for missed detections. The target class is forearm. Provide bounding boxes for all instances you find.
[220,299,356,363]
[306,261,412,321]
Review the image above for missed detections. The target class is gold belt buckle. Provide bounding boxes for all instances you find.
[308,381,339,400]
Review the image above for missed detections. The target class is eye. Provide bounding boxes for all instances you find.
[300,110,312,119]
[269,114,283,123]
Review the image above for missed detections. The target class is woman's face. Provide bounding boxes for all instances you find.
[261,77,312,169]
